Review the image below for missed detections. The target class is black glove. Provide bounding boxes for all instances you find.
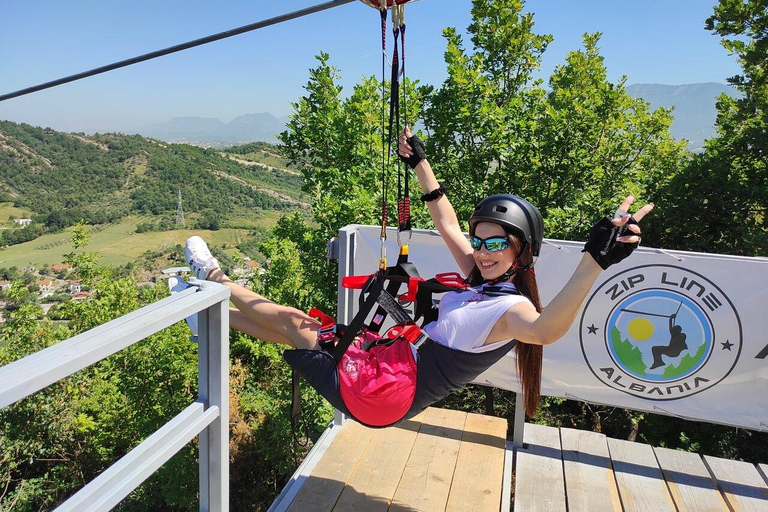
[399,135,427,169]
[582,216,639,270]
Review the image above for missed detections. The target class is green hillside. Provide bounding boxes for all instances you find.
[0,120,306,231]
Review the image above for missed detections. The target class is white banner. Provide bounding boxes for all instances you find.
[341,225,768,431]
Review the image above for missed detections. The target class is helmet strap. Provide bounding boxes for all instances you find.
[483,261,532,285]
[483,242,532,285]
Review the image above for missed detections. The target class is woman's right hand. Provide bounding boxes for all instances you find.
[398,127,427,169]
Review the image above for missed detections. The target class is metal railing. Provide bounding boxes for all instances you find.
[0,280,231,512]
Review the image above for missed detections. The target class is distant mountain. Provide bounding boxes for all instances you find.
[138,83,738,151]
[139,113,289,146]
[626,82,740,152]
[141,116,226,137]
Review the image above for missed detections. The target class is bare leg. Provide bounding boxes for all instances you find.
[229,309,296,346]
[208,268,320,350]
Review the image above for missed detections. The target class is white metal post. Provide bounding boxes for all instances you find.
[198,289,230,512]
[333,228,355,426]
[513,392,526,448]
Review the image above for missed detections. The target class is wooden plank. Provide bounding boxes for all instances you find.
[606,437,675,512]
[332,417,422,511]
[286,421,375,512]
[560,427,622,512]
[522,423,560,450]
[446,412,508,512]
[653,447,728,512]
[389,407,467,512]
[704,455,768,512]
[514,423,566,512]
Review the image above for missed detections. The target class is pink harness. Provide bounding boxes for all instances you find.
[338,330,417,427]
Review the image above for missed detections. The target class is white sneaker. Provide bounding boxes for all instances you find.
[184,236,220,280]
[168,275,199,342]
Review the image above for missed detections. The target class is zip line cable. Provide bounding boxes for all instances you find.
[621,302,683,319]
[620,309,673,319]
[0,0,356,103]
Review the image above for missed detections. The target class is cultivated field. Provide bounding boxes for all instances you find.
[0,203,31,228]
[0,217,256,268]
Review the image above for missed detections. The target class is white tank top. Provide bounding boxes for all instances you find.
[423,282,532,353]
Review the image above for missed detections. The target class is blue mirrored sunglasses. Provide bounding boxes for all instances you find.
[470,236,510,252]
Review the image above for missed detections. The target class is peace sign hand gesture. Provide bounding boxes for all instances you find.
[583,195,654,270]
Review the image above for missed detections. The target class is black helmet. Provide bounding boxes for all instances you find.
[468,194,544,257]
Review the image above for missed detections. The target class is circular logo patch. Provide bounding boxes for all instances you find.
[580,265,742,400]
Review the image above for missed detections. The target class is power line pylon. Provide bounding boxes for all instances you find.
[175,190,186,227]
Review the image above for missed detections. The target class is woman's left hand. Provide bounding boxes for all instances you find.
[583,195,654,270]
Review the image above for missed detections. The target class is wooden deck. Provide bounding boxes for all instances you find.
[271,408,768,512]
[273,407,511,512]
[515,423,768,512]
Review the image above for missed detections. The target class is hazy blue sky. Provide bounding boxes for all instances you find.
[0,0,741,134]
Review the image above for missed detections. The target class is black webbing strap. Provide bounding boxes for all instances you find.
[371,277,413,326]
[331,271,418,362]
[331,275,384,363]
[289,369,309,448]
[368,259,419,333]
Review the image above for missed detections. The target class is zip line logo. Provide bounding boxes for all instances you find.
[579,265,742,400]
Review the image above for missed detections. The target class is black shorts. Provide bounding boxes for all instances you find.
[283,349,351,416]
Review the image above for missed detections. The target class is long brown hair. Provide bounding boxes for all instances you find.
[467,229,543,417]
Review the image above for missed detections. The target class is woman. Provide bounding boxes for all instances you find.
[183,127,652,426]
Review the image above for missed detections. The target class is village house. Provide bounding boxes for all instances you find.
[0,280,11,292]
[38,279,52,293]
[233,259,259,277]
[71,291,91,301]
[69,280,81,294]
[14,218,32,227]
[51,264,71,274]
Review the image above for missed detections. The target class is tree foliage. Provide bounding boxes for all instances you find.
[649,0,767,255]
[276,52,429,309]
[0,234,199,510]
[423,0,687,241]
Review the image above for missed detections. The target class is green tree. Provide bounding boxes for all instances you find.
[652,0,766,255]
[0,230,200,511]
[63,223,100,287]
[422,0,687,241]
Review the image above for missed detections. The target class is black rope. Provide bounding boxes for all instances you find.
[398,18,411,236]
[387,23,401,225]
[379,7,389,246]
[392,28,402,233]
[0,0,356,103]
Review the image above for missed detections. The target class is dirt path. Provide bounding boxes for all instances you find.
[211,170,309,207]
[0,130,53,168]
[220,153,301,176]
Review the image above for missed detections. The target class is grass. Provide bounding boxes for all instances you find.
[0,217,253,268]
[0,202,32,227]
[226,209,287,229]
[220,145,293,170]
